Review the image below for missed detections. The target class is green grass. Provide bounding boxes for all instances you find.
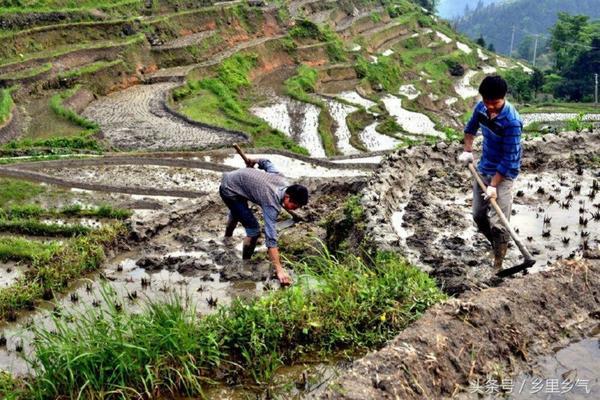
[520,102,600,114]
[49,87,99,131]
[0,203,132,220]
[0,88,14,125]
[0,237,61,263]
[0,33,144,69]
[0,62,52,81]
[1,87,103,154]
[175,53,309,155]
[0,219,91,237]
[57,59,123,80]
[356,55,403,92]
[0,222,127,320]
[10,249,445,398]
[283,65,338,156]
[346,109,372,152]
[284,64,319,104]
[0,0,142,14]
[0,178,45,207]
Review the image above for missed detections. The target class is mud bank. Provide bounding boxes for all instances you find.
[360,130,600,294]
[322,258,600,399]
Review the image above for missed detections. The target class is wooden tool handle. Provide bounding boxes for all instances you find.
[467,163,533,261]
[233,143,250,165]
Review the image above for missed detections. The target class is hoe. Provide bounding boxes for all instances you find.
[468,163,536,278]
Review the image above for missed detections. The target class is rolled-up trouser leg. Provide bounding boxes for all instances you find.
[489,177,514,245]
[472,178,493,244]
[472,175,514,246]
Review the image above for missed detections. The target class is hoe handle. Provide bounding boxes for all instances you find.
[468,163,534,262]
[233,143,251,166]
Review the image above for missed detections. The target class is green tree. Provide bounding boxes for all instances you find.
[487,43,495,52]
[550,13,591,73]
[529,68,545,98]
[476,34,486,47]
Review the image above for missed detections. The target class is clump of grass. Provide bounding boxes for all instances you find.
[19,249,445,398]
[57,59,123,80]
[0,178,45,208]
[174,53,310,156]
[0,88,14,125]
[0,203,132,220]
[346,109,372,152]
[565,112,593,133]
[0,218,91,237]
[0,237,61,263]
[356,55,403,92]
[284,64,318,103]
[376,117,403,136]
[49,87,99,131]
[283,66,338,156]
[0,222,126,319]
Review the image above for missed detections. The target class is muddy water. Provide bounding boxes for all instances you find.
[43,165,223,193]
[509,334,600,399]
[324,98,362,155]
[381,95,444,137]
[360,122,402,151]
[221,154,370,178]
[205,360,347,399]
[391,167,600,292]
[510,171,600,270]
[251,97,326,157]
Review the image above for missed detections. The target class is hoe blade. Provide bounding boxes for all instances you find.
[496,259,536,278]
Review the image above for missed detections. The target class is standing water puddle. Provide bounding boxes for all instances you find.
[508,334,600,399]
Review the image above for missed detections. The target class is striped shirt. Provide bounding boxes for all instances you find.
[464,100,523,179]
[220,159,288,248]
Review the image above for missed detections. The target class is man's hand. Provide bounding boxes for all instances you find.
[245,158,257,168]
[484,185,497,201]
[268,247,292,286]
[458,151,474,165]
[276,268,292,286]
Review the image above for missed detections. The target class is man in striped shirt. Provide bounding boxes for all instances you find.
[220,158,309,285]
[458,75,523,271]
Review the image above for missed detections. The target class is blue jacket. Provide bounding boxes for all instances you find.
[464,100,523,179]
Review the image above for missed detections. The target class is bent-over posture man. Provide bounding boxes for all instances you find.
[219,158,309,285]
[458,75,523,270]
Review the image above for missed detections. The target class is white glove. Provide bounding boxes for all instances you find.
[484,186,497,201]
[458,151,474,164]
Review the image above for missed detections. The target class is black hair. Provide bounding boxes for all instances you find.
[285,184,309,206]
[478,75,508,100]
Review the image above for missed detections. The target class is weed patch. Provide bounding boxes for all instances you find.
[15,249,445,398]
[0,88,14,125]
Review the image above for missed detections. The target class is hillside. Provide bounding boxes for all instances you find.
[455,0,600,56]
[0,0,531,158]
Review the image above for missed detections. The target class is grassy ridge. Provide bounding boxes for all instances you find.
[284,65,339,156]
[4,250,445,399]
[0,88,14,125]
[0,237,60,263]
[2,86,102,154]
[0,222,127,320]
[175,53,309,155]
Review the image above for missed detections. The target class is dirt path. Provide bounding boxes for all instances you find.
[321,257,600,399]
[81,82,246,150]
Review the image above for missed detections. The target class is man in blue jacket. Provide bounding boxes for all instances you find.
[220,157,309,285]
[458,75,523,270]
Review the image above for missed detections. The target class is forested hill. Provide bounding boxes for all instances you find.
[454,0,600,56]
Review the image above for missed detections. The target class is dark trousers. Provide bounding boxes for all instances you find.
[219,186,260,238]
